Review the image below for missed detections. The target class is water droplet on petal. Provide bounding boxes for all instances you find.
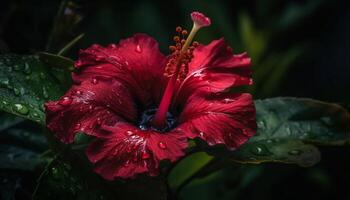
[74,123,81,130]
[222,98,235,104]
[199,132,206,138]
[91,78,98,84]
[13,103,29,115]
[108,44,117,48]
[76,90,83,95]
[96,118,102,126]
[158,142,167,149]
[126,130,134,136]
[135,44,142,53]
[124,160,130,166]
[141,152,150,159]
[59,97,72,106]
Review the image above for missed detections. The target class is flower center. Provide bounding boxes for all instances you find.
[138,108,177,132]
[152,12,211,128]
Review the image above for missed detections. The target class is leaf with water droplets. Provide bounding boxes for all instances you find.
[0,54,66,124]
[38,52,74,89]
[209,98,350,167]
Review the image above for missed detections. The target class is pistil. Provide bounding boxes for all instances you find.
[152,12,211,128]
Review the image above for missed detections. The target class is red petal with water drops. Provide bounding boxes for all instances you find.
[176,93,256,149]
[45,78,137,143]
[86,123,187,179]
[74,33,167,106]
[174,38,252,105]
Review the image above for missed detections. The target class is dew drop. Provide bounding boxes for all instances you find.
[158,142,167,149]
[13,88,20,96]
[126,130,134,136]
[14,64,20,71]
[42,86,49,99]
[13,103,29,115]
[96,118,102,126]
[124,160,130,167]
[76,90,83,95]
[91,78,98,84]
[141,152,150,159]
[288,150,302,156]
[250,144,272,156]
[39,72,46,79]
[0,77,9,86]
[24,63,31,74]
[135,44,142,53]
[59,97,72,106]
[74,123,81,130]
[199,132,206,138]
[222,98,235,104]
[108,44,117,48]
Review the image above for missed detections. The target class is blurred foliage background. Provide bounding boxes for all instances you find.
[0,0,349,199]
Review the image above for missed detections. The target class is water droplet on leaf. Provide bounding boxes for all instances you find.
[42,86,49,99]
[250,144,272,156]
[13,103,29,115]
[23,63,31,74]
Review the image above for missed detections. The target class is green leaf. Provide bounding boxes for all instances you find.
[33,157,167,200]
[168,152,213,190]
[0,112,47,171]
[38,52,74,89]
[0,54,66,124]
[228,98,350,166]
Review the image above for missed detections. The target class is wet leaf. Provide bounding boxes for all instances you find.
[211,98,350,166]
[0,54,66,124]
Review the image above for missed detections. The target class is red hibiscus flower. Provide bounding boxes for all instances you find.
[45,11,256,180]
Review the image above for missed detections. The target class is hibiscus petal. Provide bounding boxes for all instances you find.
[45,78,137,143]
[175,39,252,103]
[86,123,187,179]
[73,34,167,106]
[177,93,256,149]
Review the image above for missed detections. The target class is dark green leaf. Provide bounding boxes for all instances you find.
[216,98,350,166]
[0,54,65,124]
[33,157,167,200]
[168,152,213,190]
[254,97,350,145]
[0,145,41,171]
[0,112,47,171]
[38,52,74,89]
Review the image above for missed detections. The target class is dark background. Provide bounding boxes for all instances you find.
[0,0,350,199]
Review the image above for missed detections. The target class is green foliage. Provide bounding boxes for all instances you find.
[33,156,168,200]
[0,54,68,124]
[0,112,47,200]
[230,98,350,166]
